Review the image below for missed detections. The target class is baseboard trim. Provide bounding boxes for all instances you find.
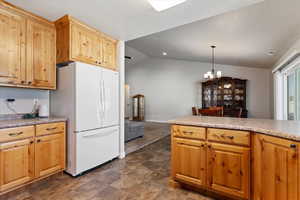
[119,151,126,159]
[145,120,168,123]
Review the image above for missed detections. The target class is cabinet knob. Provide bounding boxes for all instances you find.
[290,144,297,149]
[28,81,32,85]
[37,139,41,143]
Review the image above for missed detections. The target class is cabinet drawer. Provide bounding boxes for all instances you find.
[0,126,34,143]
[207,128,250,146]
[36,122,65,136]
[172,125,206,140]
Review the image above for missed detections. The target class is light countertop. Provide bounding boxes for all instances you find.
[0,117,67,129]
[169,116,300,141]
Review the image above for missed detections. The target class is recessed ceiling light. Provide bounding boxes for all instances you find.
[162,52,167,56]
[268,51,275,56]
[148,0,187,12]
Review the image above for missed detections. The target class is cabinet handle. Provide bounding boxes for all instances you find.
[21,81,25,84]
[290,144,297,149]
[8,132,23,137]
[183,131,193,134]
[28,81,32,85]
[227,136,234,140]
[30,141,34,144]
[37,139,41,143]
[46,127,57,131]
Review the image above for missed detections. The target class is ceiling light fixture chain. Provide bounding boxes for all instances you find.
[204,45,222,80]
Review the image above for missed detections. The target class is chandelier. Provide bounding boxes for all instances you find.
[204,45,222,79]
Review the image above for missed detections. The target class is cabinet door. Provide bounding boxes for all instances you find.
[0,8,25,85]
[26,20,56,89]
[253,134,299,200]
[70,23,99,65]
[207,143,250,199]
[35,133,65,178]
[102,38,116,70]
[172,137,206,187]
[0,139,34,192]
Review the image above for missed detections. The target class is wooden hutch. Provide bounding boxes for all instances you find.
[202,77,248,118]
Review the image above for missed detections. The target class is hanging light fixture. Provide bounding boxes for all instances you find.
[204,45,222,80]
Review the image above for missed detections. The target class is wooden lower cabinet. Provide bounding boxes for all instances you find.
[0,122,65,194]
[171,125,300,200]
[35,133,65,178]
[207,143,250,199]
[0,139,34,192]
[252,134,299,200]
[172,137,206,187]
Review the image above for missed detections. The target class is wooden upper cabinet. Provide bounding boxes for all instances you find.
[0,8,25,85]
[0,138,34,192]
[55,15,118,70]
[207,142,250,199]
[0,2,56,90]
[70,23,100,65]
[102,37,117,70]
[26,20,56,89]
[35,133,65,178]
[172,137,206,187]
[253,134,299,200]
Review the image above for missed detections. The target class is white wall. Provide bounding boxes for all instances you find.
[0,87,49,115]
[126,57,272,122]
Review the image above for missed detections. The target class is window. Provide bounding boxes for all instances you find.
[274,56,300,121]
[282,59,300,120]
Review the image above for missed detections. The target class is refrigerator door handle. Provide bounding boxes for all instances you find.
[82,130,114,138]
[99,79,103,122]
[102,79,105,121]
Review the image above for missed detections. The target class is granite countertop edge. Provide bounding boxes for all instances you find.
[0,117,67,129]
[168,116,300,141]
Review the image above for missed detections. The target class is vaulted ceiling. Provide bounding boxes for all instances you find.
[127,0,300,68]
[8,0,261,41]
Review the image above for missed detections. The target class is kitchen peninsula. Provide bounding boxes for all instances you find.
[169,116,300,200]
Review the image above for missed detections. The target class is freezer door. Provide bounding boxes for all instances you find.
[76,126,119,175]
[102,69,119,127]
[75,62,103,132]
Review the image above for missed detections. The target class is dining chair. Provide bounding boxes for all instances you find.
[192,107,198,116]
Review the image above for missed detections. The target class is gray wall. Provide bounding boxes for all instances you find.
[126,57,272,122]
[0,87,49,115]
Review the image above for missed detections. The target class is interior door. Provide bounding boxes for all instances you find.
[207,142,250,199]
[0,139,34,192]
[75,62,103,132]
[26,20,56,88]
[253,134,299,200]
[0,8,25,85]
[35,134,64,178]
[102,68,119,127]
[172,137,206,187]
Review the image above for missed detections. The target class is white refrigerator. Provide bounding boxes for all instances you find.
[51,62,119,176]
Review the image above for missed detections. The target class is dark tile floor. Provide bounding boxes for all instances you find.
[1,136,214,200]
[125,122,170,154]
